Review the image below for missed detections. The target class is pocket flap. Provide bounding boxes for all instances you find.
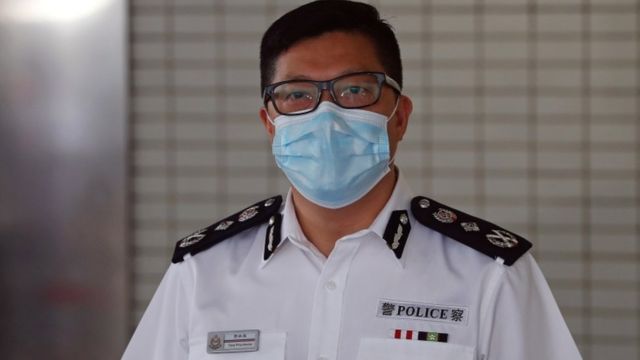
[356,338,475,360]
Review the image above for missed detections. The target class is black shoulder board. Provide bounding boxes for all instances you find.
[411,196,532,266]
[171,195,283,263]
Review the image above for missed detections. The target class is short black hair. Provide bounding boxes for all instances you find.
[259,0,403,95]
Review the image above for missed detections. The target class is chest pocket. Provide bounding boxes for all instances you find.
[189,332,286,360]
[356,338,475,360]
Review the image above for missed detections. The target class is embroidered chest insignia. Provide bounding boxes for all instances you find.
[378,299,469,326]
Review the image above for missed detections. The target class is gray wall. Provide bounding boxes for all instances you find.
[130,0,639,358]
[0,0,129,358]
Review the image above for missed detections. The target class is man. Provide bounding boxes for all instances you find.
[122,1,582,359]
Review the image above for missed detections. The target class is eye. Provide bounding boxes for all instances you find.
[271,82,318,113]
[273,83,316,103]
[335,82,377,107]
[285,91,313,101]
[340,86,368,98]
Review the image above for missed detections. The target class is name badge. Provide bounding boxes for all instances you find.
[377,299,469,326]
[207,330,260,353]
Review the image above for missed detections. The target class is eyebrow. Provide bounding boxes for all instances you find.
[280,68,371,82]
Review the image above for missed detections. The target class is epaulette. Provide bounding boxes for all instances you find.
[411,196,532,266]
[171,195,283,263]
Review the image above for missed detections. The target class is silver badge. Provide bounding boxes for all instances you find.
[214,220,234,231]
[486,229,519,248]
[264,198,276,207]
[461,222,480,232]
[238,206,259,222]
[392,224,403,250]
[207,330,260,353]
[433,208,457,223]
[267,226,275,252]
[419,198,431,209]
[209,334,222,351]
[179,229,206,248]
[399,213,409,225]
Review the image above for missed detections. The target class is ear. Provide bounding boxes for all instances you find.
[259,106,276,141]
[390,95,412,142]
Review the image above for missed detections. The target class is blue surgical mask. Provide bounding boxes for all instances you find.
[269,101,398,209]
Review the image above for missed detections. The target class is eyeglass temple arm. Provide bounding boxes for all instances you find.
[384,75,402,93]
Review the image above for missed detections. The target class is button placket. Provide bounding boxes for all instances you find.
[307,238,362,360]
[324,280,337,291]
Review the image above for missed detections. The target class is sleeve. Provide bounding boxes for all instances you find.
[121,263,191,360]
[480,254,583,360]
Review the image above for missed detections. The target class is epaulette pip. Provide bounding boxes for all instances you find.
[411,196,532,266]
[171,195,283,263]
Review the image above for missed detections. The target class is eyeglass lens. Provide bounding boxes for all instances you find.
[271,73,382,115]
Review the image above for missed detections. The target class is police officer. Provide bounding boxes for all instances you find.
[122,1,582,359]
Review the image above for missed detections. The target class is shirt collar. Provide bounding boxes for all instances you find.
[260,170,414,268]
[369,172,414,241]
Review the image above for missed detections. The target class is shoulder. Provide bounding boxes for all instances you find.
[410,196,532,266]
[171,195,283,263]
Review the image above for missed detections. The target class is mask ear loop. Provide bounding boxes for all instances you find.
[386,95,402,168]
[386,95,401,123]
[265,109,277,125]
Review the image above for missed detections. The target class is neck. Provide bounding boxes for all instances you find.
[291,168,398,257]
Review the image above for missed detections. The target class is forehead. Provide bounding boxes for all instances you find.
[272,31,386,83]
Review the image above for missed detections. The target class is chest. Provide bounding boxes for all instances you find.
[186,240,489,360]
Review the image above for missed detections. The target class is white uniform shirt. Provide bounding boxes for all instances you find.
[122,174,582,360]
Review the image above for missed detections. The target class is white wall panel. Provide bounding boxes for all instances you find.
[129,1,640,357]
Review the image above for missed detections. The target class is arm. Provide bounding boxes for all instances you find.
[121,263,191,360]
[480,254,582,360]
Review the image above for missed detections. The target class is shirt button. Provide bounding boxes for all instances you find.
[324,280,337,291]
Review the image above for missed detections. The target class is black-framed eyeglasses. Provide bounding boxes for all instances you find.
[262,71,401,116]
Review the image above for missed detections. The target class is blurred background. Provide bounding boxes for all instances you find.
[1,0,638,359]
